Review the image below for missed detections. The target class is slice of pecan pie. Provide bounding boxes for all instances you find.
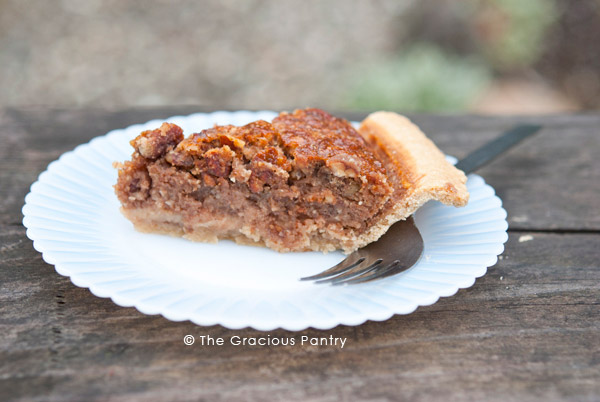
[114,108,468,253]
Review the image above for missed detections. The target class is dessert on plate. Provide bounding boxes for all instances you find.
[114,108,468,253]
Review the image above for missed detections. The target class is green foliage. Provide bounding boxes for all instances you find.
[342,44,491,112]
[481,0,558,69]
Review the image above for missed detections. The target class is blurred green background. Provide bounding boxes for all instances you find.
[1,0,598,114]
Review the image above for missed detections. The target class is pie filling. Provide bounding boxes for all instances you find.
[115,109,398,253]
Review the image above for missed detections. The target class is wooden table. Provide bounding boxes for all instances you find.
[1,107,599,401]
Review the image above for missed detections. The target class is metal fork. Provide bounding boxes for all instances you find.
[301,124,542,285]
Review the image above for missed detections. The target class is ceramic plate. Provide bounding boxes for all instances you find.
[23,111,508,331]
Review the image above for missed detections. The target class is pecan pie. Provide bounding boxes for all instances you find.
[114,109,468,253]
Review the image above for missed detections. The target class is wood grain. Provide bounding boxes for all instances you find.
[1,107,599,401]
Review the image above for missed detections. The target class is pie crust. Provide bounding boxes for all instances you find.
[114,109,468,253]
[354,111,469,247]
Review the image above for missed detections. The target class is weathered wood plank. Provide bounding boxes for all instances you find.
[1,108,599,401]
[1,226,599,401]
[410,114,600,232]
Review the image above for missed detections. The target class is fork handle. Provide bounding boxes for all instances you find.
[455,124,541,175]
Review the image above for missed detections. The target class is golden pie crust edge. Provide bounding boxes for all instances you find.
[348,111,470,250]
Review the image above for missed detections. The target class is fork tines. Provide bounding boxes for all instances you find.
[301,258,402,285]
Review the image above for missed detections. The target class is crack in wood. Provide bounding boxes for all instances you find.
[508,228,600,234]
[49,289,66,365]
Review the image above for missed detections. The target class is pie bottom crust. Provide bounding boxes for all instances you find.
[121,207,351,253]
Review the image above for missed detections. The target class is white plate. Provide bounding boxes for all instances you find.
[23,111,508,331]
